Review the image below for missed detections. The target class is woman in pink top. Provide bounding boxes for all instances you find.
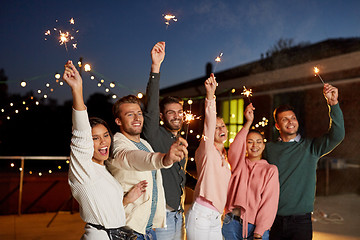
[185,74,231,240]
[222,104,279,240]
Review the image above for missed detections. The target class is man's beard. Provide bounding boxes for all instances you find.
[164,118,183,131]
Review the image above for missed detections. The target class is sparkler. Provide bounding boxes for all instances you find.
[183,100,201,141]
[313,67,325,84]
[213,52,223,73]
[44,18,79,52]
[163,14,177,29]
[241,86,253,103]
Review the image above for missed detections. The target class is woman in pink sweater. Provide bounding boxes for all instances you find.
[185,73,231,239]
[222,104,279,240]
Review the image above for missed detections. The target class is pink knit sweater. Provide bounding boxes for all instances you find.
[193,98,231,213]
[225,127,279,237]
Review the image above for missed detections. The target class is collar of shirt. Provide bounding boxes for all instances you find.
[278,134,301,142]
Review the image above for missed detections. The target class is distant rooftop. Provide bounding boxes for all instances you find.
[161,37,360,95]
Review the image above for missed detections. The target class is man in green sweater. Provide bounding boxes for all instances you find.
[265,83,345,240]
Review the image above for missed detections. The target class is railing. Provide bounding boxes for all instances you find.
[0,156,69,215]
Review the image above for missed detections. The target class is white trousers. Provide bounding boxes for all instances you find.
[185,202,223,240]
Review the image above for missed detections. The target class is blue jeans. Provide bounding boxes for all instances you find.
[185,202,222,240]
[156,211,185,240]
[135,228,157,240]
[222,213,269,240]
[269,213,312,240]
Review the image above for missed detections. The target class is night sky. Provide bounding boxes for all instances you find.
[1,0,360,104]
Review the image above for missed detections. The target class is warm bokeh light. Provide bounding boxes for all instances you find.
[84,64,91,72]
[55,73,61,79]
[20,81,27,87]
[137,92,143,99]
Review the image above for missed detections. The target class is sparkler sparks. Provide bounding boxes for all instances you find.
[313,67,325,84]
[215,52,223,62]
[241,86,253,103]
[163,14,177,29]
[213,52,223,72]
[44,18,79,52]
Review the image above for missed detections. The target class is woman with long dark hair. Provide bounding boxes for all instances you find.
[63,60,146,239]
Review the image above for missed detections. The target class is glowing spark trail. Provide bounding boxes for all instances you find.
[213,52,223,72]
[314,67,325,84]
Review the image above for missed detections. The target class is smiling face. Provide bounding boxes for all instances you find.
[160,102,183,134]
[92,124,112,165]
[214,118,228,144]
[115,103,143,142]
[275,110,299,141]
[246,131,265,161]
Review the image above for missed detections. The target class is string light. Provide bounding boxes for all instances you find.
[109,82,115,88]
[10,163,14,167]
[55,73,61,79]
[84,64,91,72]
[20,81,27,87]
[137,92,143,99]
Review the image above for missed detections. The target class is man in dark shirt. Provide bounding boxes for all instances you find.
[142,42,191,240]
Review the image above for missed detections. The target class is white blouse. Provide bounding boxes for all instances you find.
[68,109,126,239]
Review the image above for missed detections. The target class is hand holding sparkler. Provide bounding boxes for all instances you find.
[323,83,339,106]
[63,60,85,111]
[205,73,217,100]
[63,60,82,91]
[163,137,188,166]
[151,42,165,73]
[243,103,255,130]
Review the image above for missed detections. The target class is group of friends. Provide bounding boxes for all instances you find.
[62,41,345,240]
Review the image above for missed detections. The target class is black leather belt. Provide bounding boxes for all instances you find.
[226,213,243,224]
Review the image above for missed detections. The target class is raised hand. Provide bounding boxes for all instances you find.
[63,60,82,91]
[205,73,217,100]
[243,103,255,130]
[323,83,339,106]
[151,42,165,73]
[123,180,148,206]
[63,60,85,110]
[163,137,188,166]
[244,103,255,122]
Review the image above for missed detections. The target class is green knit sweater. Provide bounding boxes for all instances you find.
[264,104,345,216]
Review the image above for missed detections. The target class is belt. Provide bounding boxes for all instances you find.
[226,213,243,224]
[87,223,137,240]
